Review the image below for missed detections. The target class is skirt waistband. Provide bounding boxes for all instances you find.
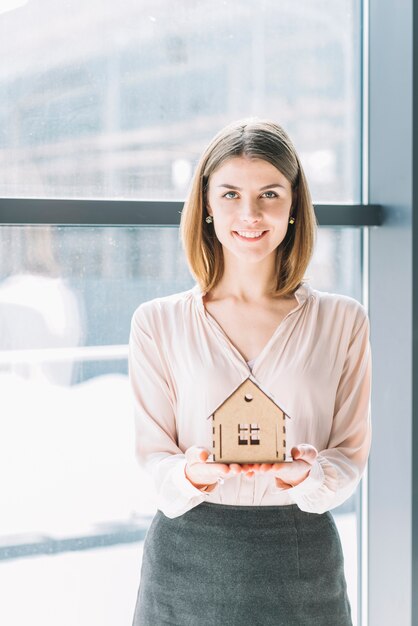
[199,502,300,512]
[157,501,334,532]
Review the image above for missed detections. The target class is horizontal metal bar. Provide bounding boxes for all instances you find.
[0,344,128,365]
[0,518,153,561]
[315,203,383,226]
[0,199,384,226]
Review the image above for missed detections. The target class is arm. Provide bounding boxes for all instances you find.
[279,309,372,514]
[128,305,212,519]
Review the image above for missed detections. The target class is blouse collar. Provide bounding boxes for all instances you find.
[192,281,314,312]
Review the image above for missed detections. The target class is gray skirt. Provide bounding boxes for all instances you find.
[132,502,352,626]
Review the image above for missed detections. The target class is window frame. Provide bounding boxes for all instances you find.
[0,199,382,226]
[3,0,418,622]
[368,0,418,625]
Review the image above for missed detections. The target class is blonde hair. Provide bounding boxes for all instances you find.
[180,117,317,297]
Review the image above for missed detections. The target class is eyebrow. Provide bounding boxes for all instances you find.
[217,183,286,190]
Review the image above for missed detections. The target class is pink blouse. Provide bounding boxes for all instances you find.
[128,281,372,519]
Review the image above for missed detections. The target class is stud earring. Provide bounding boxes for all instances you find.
[289,217,295,224]
[205,215,213,223]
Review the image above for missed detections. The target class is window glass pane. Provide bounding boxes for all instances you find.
[0,0,360,202]
[0,225,362,625]
[0,545,142,626]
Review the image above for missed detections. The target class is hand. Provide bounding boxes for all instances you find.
[184,446,242,492]
[241,444,319,488]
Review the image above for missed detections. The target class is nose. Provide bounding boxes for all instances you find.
[239,199,263,224]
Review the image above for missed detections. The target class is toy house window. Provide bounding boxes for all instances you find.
[238,423,260,445]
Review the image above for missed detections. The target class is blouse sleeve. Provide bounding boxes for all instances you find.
[283,307,372,514]
[128,305,211,519]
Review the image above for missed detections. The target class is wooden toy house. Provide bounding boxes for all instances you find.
[207,376,291,464]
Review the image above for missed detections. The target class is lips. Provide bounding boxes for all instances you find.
[233,231,268,242]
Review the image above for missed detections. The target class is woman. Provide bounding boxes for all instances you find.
[128,118,372,625]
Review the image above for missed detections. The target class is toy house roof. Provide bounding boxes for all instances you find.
[206,373,292,420]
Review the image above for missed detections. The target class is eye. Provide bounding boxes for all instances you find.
[223,191,238,199]
[261,190,279,198]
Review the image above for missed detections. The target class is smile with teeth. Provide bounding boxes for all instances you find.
[233,230,268,241]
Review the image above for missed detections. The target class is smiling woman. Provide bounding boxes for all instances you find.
[181,118,317,299]
[206,156,292,263]
[129,118,370,625]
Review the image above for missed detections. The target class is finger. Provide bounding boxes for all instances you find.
[185,446,210,465]
[229,463,242,474]
[275,476,293,489]
[291,445,304,459]
[271,462,286,472]
[211,463,231,475]
[184,446,202,465]
[187,463,230,485]
[199,449,210,462]
[291,444,318,464]
[241,464,257,471]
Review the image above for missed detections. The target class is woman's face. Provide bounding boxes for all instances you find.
[206,155,293,264]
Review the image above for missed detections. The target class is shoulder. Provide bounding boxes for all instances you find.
[130,286,195,333]
[310,286,369,333]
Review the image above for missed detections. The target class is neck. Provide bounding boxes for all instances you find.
[212,252,279,302]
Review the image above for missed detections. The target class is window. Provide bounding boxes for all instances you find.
[0,0,361,202]
[238,423,261,445]
[0,226,364,625]
[0,1,368,625]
